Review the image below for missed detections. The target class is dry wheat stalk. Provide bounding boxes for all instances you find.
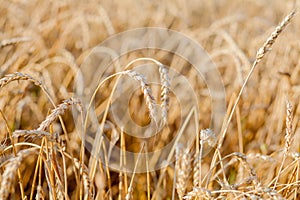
[37,98,81,131]
[0,148,36,199]
[62,151,93,199]
[0,37,31,49]
[123,70,157,122]
[125,144,144,200]
[175,145,191,199]
[158,63,170,124]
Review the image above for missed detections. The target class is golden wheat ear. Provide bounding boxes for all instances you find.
[0,37,31,49]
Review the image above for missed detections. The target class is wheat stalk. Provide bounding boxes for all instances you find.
[125,144,145,200]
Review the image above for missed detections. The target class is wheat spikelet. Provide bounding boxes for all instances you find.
[37,98,81,131]
[123,70,157,122]
[158,63,170,124]
[175,145,191,199]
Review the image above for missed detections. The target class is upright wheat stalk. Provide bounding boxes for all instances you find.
[209,10,296,187]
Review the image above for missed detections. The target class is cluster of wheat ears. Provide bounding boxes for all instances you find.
[1,1,300,200]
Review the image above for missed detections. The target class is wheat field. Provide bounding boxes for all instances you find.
[0,0,300,199]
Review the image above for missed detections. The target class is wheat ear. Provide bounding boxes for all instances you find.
[0,37,31,49]
[124,70,157,122]
[273,99,294,189]
[0,149,36,199]
[158,63,170,124]
[175,145,191,199]
[37,98,81,131]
